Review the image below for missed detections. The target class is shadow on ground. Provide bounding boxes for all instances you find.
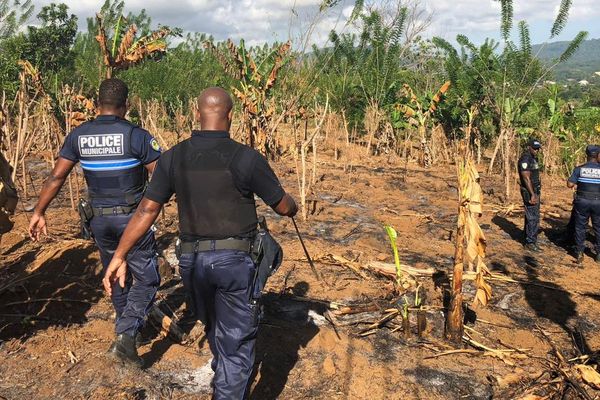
[250,282,323,400]
[488,216,579,337]
[492,215,524,243]
[0,243,100,341]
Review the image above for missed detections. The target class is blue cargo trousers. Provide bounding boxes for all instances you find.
[178,249,259,400]
[90,213,160,336]
[573,197,600,255]
[521,188,540,245]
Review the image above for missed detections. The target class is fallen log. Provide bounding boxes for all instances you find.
[332,311,382,327]
[312,254,368,278]
[364,262,585,296]
[364,261,438,279]
[148,305,186,343]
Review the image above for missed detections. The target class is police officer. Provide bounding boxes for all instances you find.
[0,151,18,238]
[28,79,161,367]
[567,145,600,265]
[103,87,297,399]
[518,138,542,252]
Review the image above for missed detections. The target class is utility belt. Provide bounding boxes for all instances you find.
[520,186,541,204]
[576,192,600,201]
[176,238,252,257]
[175,217,283,304]
[92,205,136,216]
[77,199,137,240]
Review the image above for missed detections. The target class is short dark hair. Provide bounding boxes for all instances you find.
[586,145,600,157]
[98,78,128,108]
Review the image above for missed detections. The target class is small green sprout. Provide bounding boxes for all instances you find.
[415,284,422,308]
[401,295,409,319]
[384,225,402,284]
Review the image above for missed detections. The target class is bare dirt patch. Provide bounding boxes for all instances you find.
[1,148,598,399]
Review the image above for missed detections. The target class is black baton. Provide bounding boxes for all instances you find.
[291,217,322,282]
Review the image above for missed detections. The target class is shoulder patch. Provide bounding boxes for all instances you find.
[521,162,528,169]
[150,138,161,152]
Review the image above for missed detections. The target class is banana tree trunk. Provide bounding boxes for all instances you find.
[419,124,431,168]
[446,209,465,344]
[503,127,516,201]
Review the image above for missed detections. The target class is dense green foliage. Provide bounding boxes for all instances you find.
[0,0,597,175]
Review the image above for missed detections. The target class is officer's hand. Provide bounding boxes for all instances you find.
[530,194,539,205]
[28,212,47,241]
[103,257,127,296]
[273,193,298,217]
[287,200,298,218]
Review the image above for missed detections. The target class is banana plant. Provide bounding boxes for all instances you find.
[205,39,291,158]
[546,84,567,138]
[447,154,491,343]
[392,81,451,167]
[95,13,180,78]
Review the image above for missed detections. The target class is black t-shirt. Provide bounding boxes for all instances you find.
[145,130,285,207]
[517,152,541,191]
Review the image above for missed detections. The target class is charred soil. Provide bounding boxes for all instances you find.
[1,148,599,399]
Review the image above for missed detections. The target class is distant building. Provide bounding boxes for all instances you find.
[579,80,590,86]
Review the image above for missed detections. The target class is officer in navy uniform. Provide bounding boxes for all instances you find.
[518,138,542,252]
[28,79,161,367]
[567,145,600,265]
[103,87,297,399]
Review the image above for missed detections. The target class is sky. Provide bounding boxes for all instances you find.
[31,0,600,48]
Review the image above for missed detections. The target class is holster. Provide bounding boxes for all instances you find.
[77,198,94,240]
[175,238,182,260]
[520,187,540,205]
[249,217,283,301]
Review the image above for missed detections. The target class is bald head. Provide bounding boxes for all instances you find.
[196,87,234,131]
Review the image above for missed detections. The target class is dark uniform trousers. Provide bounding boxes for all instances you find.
[521,188,540,244]
[178,249,259,400]
[91,213,160,336]
[574,197,600,255]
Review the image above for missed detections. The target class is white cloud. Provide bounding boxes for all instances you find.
[29,0,599,48]
[425,0,599,43]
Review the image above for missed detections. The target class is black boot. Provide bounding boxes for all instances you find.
[525,243,540,252]
[135,331,153,347]
[107,333,143,368]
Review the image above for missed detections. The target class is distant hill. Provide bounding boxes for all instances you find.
[533,38,600,81]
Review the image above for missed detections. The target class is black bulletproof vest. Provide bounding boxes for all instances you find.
[519,154,541,191]
[576,162,600,196]
[171,139,258,240]
[78,119,147,206]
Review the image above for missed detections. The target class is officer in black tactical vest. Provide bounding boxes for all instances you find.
[518,138,542,252]
[28,79,161,367]
[567,145,600,265]
[103,87,297,399]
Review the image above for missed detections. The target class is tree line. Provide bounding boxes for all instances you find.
[0,0,597,184]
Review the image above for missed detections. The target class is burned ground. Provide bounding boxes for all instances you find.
[1,148,600,399]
